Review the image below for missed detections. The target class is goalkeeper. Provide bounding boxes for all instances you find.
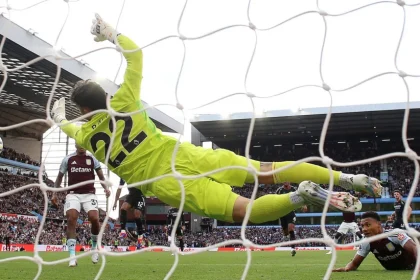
[52,14,382,225]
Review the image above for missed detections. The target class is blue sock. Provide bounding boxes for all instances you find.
[91,235,98,249]
[67,239,76,257]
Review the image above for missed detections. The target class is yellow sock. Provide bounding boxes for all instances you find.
[247,193,304,224]
[272,161,340,185]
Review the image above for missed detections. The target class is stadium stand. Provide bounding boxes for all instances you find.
[0,147,40,166]
[2,214,420,249]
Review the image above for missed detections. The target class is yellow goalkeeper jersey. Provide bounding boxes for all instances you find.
[60,35,174,188]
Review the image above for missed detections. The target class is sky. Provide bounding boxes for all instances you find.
[2,0,420,121]
[2,0,420,217]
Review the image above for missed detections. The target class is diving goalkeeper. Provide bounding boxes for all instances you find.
[52,14,382,225]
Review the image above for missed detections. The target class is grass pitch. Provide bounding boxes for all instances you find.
[0,250,415,280]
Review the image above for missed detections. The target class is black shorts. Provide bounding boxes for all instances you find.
[114,245,118,248]
[169,226,183,237]
[392,220,405,229]
[125,190,146,212]
[280,212,296,229]
[176,227,183,237]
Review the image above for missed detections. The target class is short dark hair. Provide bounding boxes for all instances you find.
[70,80,107,111]
[361,211,381,221]
[394,189,402,195]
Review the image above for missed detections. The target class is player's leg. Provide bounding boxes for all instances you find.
[288,215,297,256]
[335,231,345,244]
[126,194,146,239]
[231,182,361,225]
[87,209,100,248]
[280,214,296,256]
[327,224,346,254]
[392,219,403,229]
[280,217,289,238]
[336,222,348,244]
[176,226,185,252]
[330,225,347,252]
[351,223,363,240]
[174,143,382,197]
[64,194,81,267]
[119,201,132,236]
[150,177,360,226]
[82,194,100,264]
[135,195,146,237]
[262,162,382,197]
[133,209,145,235]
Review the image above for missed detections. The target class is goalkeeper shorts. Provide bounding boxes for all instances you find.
[148,176,239,222]
[145,141,260,187]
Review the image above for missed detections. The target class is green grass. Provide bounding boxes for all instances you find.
[0,251,416,280]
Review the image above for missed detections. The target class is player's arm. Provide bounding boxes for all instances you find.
[333,254,365,272]
[51,172,63,205]
[115,34,143,104]
[93,156,110,197]
[113,188,123,212]
[181,211,185,226]
[52,158,68,204]
[95,168,110,197]
[403,238,417,261]
[61,121,83,143]
[91,14,142,104]
[333,242,369,272]
[51,98,84,144]
[113,178,125,210]
[406,204,412,220]
[166,211,172,226]
[54,172,65,189]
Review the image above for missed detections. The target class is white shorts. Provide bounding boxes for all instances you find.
[64,193,98,214]
[337,222,360,234]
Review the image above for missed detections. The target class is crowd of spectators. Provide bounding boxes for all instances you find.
[0,147,40,166]
[0,214,119,246]
[0,214,350,247]
[0,141,419,249]
[3,214,420,248]
[0,171,68,219]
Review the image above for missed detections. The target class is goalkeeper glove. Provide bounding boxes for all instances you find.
[51,97,67,123]
[90,13,119,43]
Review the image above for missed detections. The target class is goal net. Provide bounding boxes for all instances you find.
[0,1,419,279]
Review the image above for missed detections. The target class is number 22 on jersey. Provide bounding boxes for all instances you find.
[90,115,146,168]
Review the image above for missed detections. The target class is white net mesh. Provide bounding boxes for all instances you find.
[0,0,420,279]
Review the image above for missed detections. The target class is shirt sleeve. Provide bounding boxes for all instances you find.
[60,121,83,145]
[59,157,68,174]
[92,156,101,169]
[389,231,411,247]
[114,34,143,105]
[356,241,370,257]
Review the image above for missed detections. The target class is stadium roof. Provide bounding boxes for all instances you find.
[0,16,182,140]
[191,105,420,145]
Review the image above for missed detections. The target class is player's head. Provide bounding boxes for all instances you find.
[360,211,382,237]
[75,144,86,155]
[393,190,402,201]
[70,80,107,118]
